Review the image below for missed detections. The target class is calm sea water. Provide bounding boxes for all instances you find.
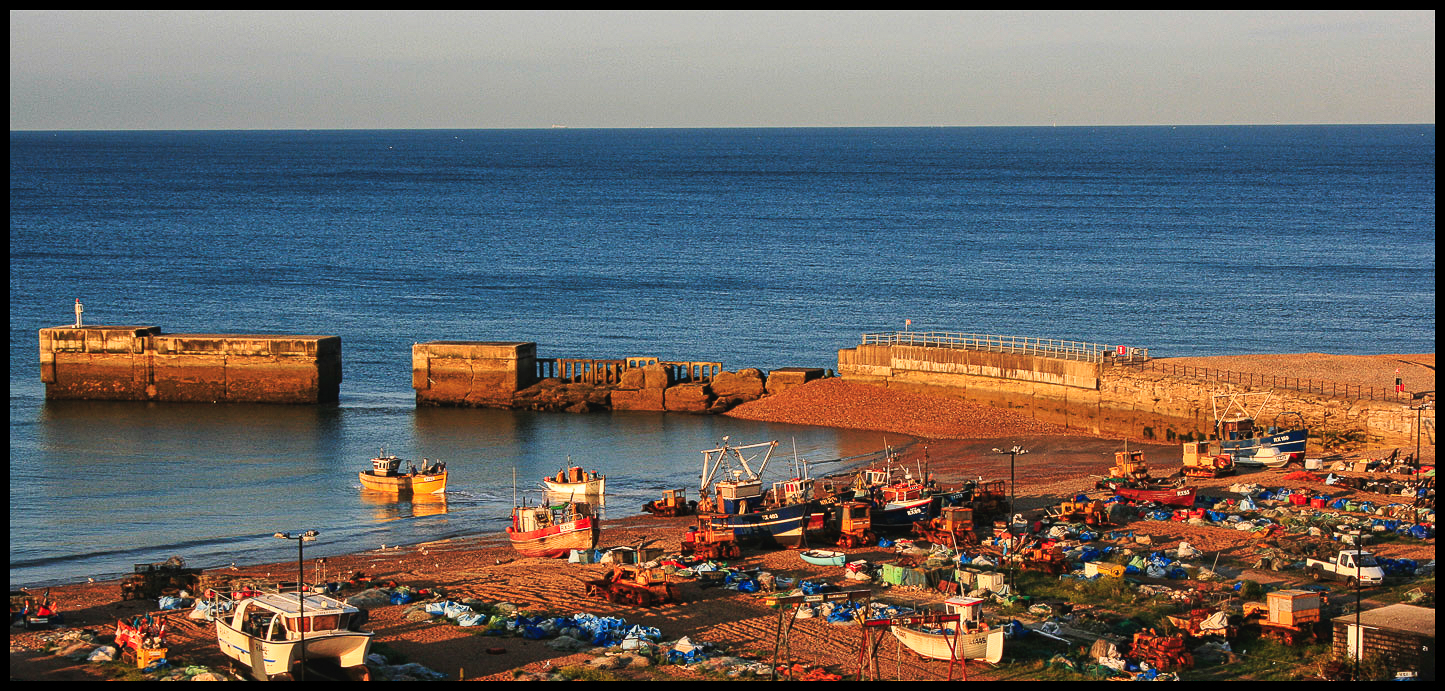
[9,126,1435,587]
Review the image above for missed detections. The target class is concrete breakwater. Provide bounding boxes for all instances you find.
[838,336,1434,452]
[410,340,825,413]
[37,324,1433,453]
[39,325,341,404]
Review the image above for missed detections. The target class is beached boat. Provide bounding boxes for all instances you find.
[843,460,956,532]
[214,590,372,681]
[799,549,847,566]
[1114,485,1197,507]
[893,623,1005,664]
[542,463,606,498]
[886,596,1004,664]
[697,438,815,548]
[1213,393,1309,465]
[358,451,447,494]
[1233,444,1290,468]
[506,502,600,558]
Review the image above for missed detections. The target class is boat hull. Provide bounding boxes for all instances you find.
[1222,428,1308,463]
[359,470,447,495]
[1115,486,1196,507]
[710,502,812,548]
[871,496,935,532]
[216,620,372,680]
[506,518,599,558]
[892,625,1005,664]
[541,477,605,497]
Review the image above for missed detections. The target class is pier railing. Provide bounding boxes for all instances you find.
[859,331,1149,363]
[1140,360,1418,403]
[535,357,722,385]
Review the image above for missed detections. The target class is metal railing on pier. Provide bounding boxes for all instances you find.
[1140,360,1421,403]
[859,331,1148,363]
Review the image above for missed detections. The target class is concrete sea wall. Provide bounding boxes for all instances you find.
[839,343,1433,451]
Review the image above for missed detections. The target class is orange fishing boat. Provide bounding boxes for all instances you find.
[358,450,448,495]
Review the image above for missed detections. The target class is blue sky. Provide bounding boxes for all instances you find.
[9,10,1436,130]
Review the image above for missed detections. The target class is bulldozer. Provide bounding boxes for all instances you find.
[1048,498,1112,526]
[912,506,979,548]
[584,564,681,607]
[831,501,877,548]
[1180,441,1236,478]
[967,480,1009,523]
[642,488,696,517]
[1015,542,1069,575]
[681,518,741,560]
[1128,631,1193,671]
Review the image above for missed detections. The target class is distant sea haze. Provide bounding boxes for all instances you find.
[7,125,1435,586]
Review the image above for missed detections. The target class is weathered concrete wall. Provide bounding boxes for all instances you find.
[412,341,537,407]
[839,344,1433,450]
[39,326,341,403]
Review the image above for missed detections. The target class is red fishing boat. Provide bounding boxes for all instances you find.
[505,502,600,558]
[1114,485,1197,507]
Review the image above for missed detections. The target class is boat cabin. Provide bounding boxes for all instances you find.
[944,596,986,626]
[769,477,813,506]
[882,482,923,503]
[231,592,359,641]
[371,454,404,475]
[1218,416,1258,441]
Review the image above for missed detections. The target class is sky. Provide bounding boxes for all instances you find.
[8,10,1437,130]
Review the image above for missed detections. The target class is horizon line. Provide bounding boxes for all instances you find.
[10,122,1437,134]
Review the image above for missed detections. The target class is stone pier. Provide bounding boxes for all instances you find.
[39,325,341,403]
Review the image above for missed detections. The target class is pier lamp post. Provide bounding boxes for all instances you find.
[992,445,1028,593]
[275,530,319,680]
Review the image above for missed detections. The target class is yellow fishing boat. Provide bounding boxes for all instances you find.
[358,450,448,495]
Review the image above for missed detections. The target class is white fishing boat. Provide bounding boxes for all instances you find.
[1234,443,1290,468]
[214,590,372,681]
[542,462,606,498]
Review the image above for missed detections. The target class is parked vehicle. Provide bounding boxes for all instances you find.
[1306,550,1385,586]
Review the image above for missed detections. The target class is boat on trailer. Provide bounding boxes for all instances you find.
[214,590,372,681]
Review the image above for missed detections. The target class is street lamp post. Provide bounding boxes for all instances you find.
[992,445,1028,593]
[275,530,319,680]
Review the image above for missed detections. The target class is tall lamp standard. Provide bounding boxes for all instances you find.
[274,530,319,680]
[992,445,1028,593]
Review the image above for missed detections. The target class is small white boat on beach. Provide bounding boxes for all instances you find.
[893,624,1005,664]
[1234,444,1290,468]
[888,596,1004,664]
[799,549,847,566]
[214,590,373,681]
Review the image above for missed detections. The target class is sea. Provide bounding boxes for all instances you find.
[8,126,1435,588]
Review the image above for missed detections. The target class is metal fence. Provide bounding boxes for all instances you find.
[859,331,1149,363]
[1140,360,1418,403]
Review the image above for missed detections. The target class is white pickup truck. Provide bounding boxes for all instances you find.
[1305,550,1385,587]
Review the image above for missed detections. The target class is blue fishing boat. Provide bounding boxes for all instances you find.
[697,438,815,548]
[1213,393,1309,465]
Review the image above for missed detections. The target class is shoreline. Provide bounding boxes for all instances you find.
[9,353,1435,681]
